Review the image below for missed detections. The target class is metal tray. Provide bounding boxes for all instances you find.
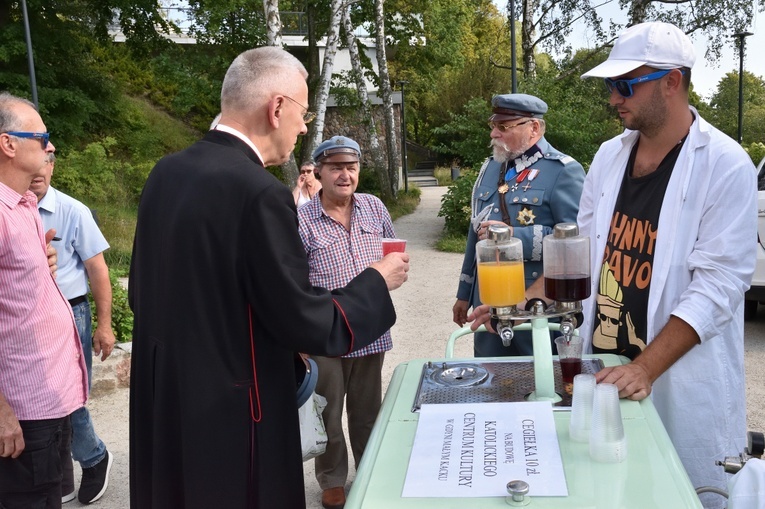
[411,358,604,412]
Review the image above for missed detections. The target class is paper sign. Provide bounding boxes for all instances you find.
[402,401,567,498]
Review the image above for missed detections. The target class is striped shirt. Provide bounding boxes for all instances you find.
[298,193,395,357]
[0,183,87,420]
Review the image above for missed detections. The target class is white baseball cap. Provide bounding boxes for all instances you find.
[582,22,696,78]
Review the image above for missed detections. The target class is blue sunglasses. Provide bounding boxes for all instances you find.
[3,131,51,149]
[604,69,686,98]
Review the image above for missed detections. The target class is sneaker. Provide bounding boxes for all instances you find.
[77,450,113,504]
[62,457,75,503]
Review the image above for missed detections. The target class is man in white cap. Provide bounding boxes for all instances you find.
[577,22,756,507]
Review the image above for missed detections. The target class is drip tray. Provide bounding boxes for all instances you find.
[412,358,604,412]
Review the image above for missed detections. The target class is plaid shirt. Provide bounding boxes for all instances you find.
[297,193,395,357]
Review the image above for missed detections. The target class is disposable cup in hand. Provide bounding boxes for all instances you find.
[555,336,583,383]
[381,238,406,256]
[569,373,596,443]
[589,383,627,463]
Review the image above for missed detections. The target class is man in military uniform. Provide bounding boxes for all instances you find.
[453,93,586,356]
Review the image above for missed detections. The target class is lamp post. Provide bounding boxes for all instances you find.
[508,0,517,93]
[733,30,753,144]
[21,0,39,107]
[398,80,409,192]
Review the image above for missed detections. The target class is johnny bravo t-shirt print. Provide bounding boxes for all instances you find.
[592,138,684,359]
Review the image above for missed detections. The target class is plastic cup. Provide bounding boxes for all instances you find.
[555,336,583,383]
[381,238,407,255]
[589,383,627,463]
[569,373,596,443]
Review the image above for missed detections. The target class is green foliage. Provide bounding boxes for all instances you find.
[431,97,492,168]
[438,169,478,236]
[745,142,765,168]
[90,269,133,343]
[709,71,765,145]
[433,166,453,186]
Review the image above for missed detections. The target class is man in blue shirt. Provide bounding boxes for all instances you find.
[30,152,115,505]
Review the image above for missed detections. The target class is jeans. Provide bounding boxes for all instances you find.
[69,300,106,469]
[0,416,71,509]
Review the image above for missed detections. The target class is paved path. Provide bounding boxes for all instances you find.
[83,185,764,508]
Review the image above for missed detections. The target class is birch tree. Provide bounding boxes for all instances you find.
[302,0,345,160]
[373,0,400,197]
[263,0,283,46]
[341,3,393,200]
[263,0,302,183]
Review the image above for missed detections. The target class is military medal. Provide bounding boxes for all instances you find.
[498,183,509,194]
[517,207,536,225]
[510,168,530,192]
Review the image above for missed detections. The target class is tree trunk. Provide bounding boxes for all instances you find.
[263,0,282,47]
[373,0,399,198]
[262,0,298,184]
[342,4,392,201]
[300,2,322,164]
[521,0,537,78]
[303,0,343,161]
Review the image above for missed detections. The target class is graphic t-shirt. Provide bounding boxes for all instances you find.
[591,136,686,359]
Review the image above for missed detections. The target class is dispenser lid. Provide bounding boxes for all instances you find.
[553,223,579,238]
[487,224,512,241]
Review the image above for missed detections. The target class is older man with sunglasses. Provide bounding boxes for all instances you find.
[454,93,585,356]
[0,92,88,509]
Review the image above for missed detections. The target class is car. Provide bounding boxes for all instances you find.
[744,155,765,320]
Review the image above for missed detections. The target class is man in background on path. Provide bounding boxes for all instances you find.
[30,152,115,505]
[128,47,409,509]
[298,136,396,509]
[0,92,88,509]
[453,93,585,356]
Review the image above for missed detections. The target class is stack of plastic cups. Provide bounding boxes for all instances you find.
[589,383,627,463]
[569,374,596,443]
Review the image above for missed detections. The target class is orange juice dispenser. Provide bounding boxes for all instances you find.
[476,224,524,347]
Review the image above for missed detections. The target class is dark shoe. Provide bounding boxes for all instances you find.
[62,457,75,503]
[321,486,346,509]
[78,450,113,504]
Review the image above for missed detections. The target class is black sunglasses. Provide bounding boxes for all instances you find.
[604,69,685,98]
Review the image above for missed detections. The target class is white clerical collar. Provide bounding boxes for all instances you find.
[213,124,265,164]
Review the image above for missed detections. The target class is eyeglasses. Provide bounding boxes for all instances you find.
[283,95,317,124]
[604,69,685,98]
[488,119,533,133]
[299,169,314,174]
[2,131,50,149]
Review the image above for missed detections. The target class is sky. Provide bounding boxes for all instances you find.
[492,0,764,100]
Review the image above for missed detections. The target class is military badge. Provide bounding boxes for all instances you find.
[517,207,536,225]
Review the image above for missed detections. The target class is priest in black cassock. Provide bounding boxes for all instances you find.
[128,46,410,509]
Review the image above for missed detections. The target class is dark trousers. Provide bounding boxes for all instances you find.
[0,415,72,509]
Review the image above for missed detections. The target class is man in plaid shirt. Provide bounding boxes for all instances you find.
[297,136,396,509]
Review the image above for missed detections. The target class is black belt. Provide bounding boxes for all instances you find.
[68,295,87,307]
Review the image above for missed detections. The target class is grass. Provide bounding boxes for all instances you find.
[98,202,138,273]
[386,186,422,221]
[436,232,467,253]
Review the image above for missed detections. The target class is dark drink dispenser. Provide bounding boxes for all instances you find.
[543,223,591,302]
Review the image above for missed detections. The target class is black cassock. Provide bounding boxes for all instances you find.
[128,131,395,509]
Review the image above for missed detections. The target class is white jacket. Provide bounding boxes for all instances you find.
[578,108,757,507]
